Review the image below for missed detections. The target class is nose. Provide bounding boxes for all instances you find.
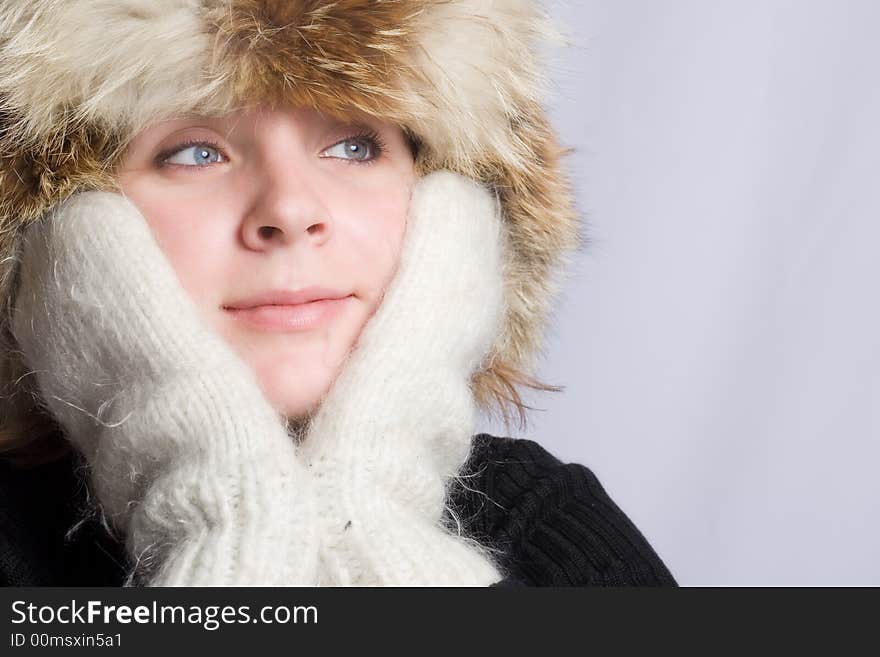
[240,139,333,252]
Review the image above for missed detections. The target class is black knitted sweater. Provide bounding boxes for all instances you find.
[0,433,676,587]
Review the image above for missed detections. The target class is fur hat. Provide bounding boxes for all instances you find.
[0,0,583,442]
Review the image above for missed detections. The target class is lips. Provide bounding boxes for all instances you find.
[222,287,353,332]
[223,286,350,310]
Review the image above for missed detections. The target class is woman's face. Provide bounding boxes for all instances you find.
[117,106,415,420]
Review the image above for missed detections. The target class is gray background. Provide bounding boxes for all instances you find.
[477,0,880,585]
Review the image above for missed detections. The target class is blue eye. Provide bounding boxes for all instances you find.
[156,130,386,169]
[322,136,377,162]
[163,142,226,166]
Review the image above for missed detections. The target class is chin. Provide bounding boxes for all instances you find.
[214,312,359,420]
[278,396,323,421]
[262,381,327,419]
[255,359,338,418]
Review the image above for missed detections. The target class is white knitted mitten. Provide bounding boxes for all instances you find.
[299,171,508,586]
[11,192,321,586]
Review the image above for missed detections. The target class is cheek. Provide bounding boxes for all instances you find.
[118,180,234,308]
[343,189,410,306]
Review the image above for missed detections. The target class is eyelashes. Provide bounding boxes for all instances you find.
[156,139,225,168]
[323,127,387,166]
[154,129,388,170]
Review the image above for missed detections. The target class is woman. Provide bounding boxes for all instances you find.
[0,0,676,586]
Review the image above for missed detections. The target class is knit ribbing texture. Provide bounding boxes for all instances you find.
[11,170,510,586]
[300,171,508,586]
[12,192,321,586]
